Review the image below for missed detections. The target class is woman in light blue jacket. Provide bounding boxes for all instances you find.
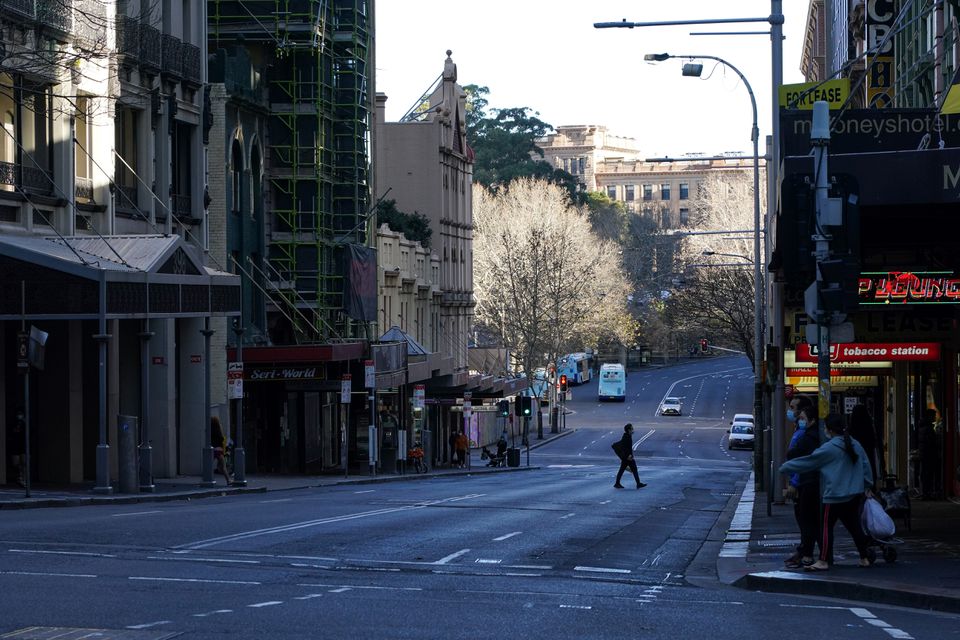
[779,413,874,571]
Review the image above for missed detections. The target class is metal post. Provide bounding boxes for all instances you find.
[200,320,216,486]
[93,272,112,494]
[812,102,833,424]
[139,323,155,492]
[769,0,785,508]
[19,282,30,498]
[232,322,247,486]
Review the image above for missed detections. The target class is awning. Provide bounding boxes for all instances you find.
[0,234,240,320]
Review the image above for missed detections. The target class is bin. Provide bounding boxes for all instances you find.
[507,447,521,468]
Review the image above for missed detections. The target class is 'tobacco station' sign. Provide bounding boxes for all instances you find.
[795,342,940,362]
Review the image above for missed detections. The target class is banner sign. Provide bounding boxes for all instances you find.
[779,79,850,110]
[227,362,244,399]
[866,0,895,108]
[795,342,940,362]
[859,271,960,305]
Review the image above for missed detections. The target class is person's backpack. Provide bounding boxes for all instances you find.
[611,440,626,458]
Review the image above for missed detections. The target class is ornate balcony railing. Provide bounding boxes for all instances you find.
[75,176,93,202]
[161,34,183,80]
[182,43,201,86]
[0,161,17,187]
[172,193,191,217]
[116,16,140,62]
[1,0,35,21]
[37,0,73,34]
[20,165,52,195]
[116,185,137,209]
[139,24,161,71]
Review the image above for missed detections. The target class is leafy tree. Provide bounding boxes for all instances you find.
[463,84,579,198]
[473,178,632,394]
[582,191,627,242]
[375,199,432,248]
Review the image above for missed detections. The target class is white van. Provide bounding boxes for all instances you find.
[598,363,626,402]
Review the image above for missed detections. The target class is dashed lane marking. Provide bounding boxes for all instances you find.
[248,601,283,607]
[298,583,422,592]
[434,548,471,565]
[493,531,522,541]
[9,549,116,558]
[126,621,173,630]
[192,610,233,617]
[129,576,261,585]
[0,571,97,578]
[111,510,163,517]
[574,566,631,574]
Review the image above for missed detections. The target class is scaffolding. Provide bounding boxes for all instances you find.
[211,0,372,342]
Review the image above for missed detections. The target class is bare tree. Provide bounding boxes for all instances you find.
[473,178,632,393]
[668,170,762,364]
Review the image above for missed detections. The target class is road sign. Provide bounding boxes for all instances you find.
[227,362,244,400]
[413,384,425,409]
[341,374,352,403]
[364,360,375,389]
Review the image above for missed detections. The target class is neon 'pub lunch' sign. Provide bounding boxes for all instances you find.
[858,271,960,305]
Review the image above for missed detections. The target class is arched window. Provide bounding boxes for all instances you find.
[231,139,243,214]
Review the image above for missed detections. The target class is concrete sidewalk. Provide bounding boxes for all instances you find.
[720,473,960,613]
[0,428,574,510]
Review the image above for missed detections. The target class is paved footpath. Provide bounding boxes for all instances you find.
[717,472,960,614]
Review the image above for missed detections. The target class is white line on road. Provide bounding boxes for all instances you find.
[655,366,751,417]
[559,513,575,519]
[849,608,914,639]
[129,576,261,585]
[505,572,541,577]
[573,566,631,574]
[298,583,422,591]
[560,604,592,610]
[9,549,116,558]
[1,570,97,578]
[126,621,171,629]
[259,498,293,503]
[493,531,522,541]
[353,490,375,494]
[600,500,611,504]
[294,594,324,600]
[506,565,552,570]
[192,609,233,617]
[475,559,502,564]
[248,601,284,607]
[147,556,261,564]
[111,510,163,517]
[434,548,471,565]
[634,429,655,449]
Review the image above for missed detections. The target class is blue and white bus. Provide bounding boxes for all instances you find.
[597,363,626,402]
[557,352,592,385]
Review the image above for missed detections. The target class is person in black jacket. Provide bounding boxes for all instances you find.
[784,404,822,568]
[848,404,879,489]
[613,423,646,489]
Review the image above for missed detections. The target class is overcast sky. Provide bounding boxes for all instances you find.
[375,1,808,158]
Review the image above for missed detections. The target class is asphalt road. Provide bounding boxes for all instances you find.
[1,357,956,639]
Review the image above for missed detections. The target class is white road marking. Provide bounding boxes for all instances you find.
[600,500,611,504]
[126,621,171,629]
[574,566,631,574]
[329,588,351,593]
[560,604,592,610]
[635,429,655,448]
[259,498,293,503]
[178,494,485,549]
[9,549,115,558]
[354,490,375,494]
[248,601,283,607]
[294,594,324,600]
[290,563,333,569]
[656,366,751,417]
[193,610,233,617]
[434,548,471,565]
[493,531,522,541]
[148,556,260,564]
[560,513,576,519]
[505,572,541,577]
[111,510,163,517]
[506,564,552,570]
[129,576,261,585]
[1,570,96,578]
[476,559,502,564]
[299,583,421,591]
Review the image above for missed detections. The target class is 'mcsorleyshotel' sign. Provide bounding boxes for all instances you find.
[859,271,960,305]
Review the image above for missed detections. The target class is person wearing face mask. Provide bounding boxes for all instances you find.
[783,400,821,568]
[780,413,874,571]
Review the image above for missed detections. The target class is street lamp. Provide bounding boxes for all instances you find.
[646,52,764,477]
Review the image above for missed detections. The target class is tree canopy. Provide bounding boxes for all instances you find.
[375,199,432,248]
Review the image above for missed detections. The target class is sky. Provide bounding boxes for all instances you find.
[375,1,808,158]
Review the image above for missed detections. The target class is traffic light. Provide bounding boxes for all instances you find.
[515,395,532,418]
[497,399,510,417]
[818,255,860,314]
[700,338,708,352]
[559,374,568,392]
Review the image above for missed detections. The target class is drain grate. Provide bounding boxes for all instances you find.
[2,628,180,640]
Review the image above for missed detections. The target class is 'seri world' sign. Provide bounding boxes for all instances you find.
[858,271,960,305]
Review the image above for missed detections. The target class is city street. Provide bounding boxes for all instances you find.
[1,357,956,639]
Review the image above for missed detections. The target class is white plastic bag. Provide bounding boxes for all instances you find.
[861,495,896,539]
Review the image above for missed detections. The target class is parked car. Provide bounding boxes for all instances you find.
[659,397,682,416]
[731,413,755,425]
[728,422,755,450]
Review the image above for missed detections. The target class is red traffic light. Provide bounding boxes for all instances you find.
[700,339,708,352]
[559,374,568,391]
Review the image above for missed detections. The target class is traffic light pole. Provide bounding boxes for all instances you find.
[812,102,833,424]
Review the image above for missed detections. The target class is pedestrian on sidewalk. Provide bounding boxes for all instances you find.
[211,415,232,485]
[612,423,646,489]
[448,430,459,467]
[849,404,879,489]
[784,400,821,569]
[455,430,469,469]
[779,413,874,571]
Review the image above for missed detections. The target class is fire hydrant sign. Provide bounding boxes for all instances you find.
[227,362,244,399]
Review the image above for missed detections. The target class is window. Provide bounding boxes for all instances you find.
[625,185,635,202]
[578,157,585,174]
[607,185,617,200]
[679,182,690,200]
[231,140,243,214]
[642,184,653,201]
[660,183,671,200]
[679,208,690,225]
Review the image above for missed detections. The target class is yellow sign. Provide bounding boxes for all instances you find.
[779,79,851,110]
[786,375,879,391]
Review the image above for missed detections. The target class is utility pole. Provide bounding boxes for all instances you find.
[810,102,835,423]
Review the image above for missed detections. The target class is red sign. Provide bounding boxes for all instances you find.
[795,342,940,362]
[152,356,165,365]
[859,271,960,305]
[190,355,202,364]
